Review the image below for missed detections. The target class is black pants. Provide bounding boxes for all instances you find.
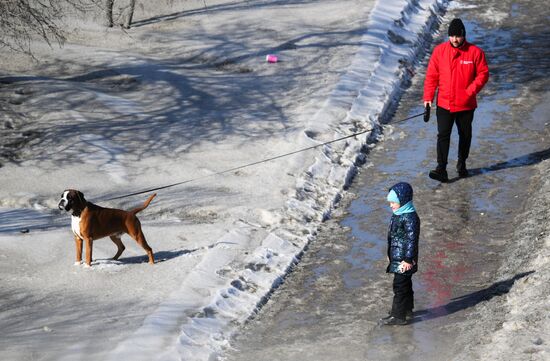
[391,273,414,319]
[436,106,475,169]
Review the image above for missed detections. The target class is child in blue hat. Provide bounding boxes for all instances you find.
[380,182,420,326]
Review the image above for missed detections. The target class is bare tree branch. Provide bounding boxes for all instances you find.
[0,0,101,55]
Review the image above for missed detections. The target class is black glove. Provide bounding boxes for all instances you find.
[423,104,431,123]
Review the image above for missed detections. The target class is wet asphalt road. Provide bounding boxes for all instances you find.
[227,1,550,360]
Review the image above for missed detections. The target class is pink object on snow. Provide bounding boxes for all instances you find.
[266,54,278,63]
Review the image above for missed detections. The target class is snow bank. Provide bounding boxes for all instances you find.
[101,1,449,359]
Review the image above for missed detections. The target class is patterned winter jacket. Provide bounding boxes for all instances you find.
[386,182,420,275]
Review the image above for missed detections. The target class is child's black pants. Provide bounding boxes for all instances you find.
[391,273,414,319]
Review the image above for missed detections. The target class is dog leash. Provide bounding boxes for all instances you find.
[105,111,426,201]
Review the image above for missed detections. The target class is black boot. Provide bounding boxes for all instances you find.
[387,310,414,320]
[429,167,448,182]
[379,315,407,326]
[457,160,469,178]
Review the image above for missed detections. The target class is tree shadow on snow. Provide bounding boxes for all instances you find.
[0,9,369,173]
[410,271,534,324]
[131,0,321,28]
[0,207,70,234]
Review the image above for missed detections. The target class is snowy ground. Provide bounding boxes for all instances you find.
[457,154,550,360]
[0,0,548,360]
[0,1,443,360]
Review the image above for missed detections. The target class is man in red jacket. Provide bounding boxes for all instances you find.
[423,18,489,182]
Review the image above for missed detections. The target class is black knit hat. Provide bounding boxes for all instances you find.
[448,18,466,37]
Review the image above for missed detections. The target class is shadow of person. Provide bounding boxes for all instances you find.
[410,271,534,324]
[467,147,550,178]
[443,147,550,183]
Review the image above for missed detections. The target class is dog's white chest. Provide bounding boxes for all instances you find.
[71,216,83,239]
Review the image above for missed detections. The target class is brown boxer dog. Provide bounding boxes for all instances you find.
[58,189,156,267]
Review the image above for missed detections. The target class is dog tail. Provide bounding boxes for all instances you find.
[130,193,157,214]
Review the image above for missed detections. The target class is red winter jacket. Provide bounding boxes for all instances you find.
[423,40,489,112]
